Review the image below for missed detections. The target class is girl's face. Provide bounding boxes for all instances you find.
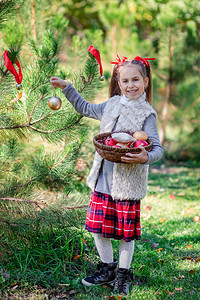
[118,65,149,100]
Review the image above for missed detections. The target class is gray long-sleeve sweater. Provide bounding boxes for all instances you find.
[62,83,163,195]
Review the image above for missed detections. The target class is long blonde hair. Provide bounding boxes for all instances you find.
[109,60,153,105]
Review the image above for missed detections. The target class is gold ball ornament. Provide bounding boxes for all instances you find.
[99,75,105,81]
[48,95,62,110]
[16,84,23,90]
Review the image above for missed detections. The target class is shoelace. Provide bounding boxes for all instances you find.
[116,275,127,287]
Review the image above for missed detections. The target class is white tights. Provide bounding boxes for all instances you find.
[93,233,134,269]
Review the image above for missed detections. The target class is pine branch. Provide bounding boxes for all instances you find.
[0,217,20,227]
[62,205,88,210]
[29,115,83,133]
[28,30,60,62]
[29,92,45,123]
[0,113,83,133]
[0,197,87,224]
[0,0,22,30]
[0,69,9,84]
[0,198,65,228]
[78,54,99,93]
[50,150,70,169]
[30,112,55,124]
[14,176,38,191]
[0,197,55,211]
[0,124,26,130]
[78,74,94,93]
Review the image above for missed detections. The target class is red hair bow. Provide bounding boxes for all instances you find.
[110,55,128,66]
[134,56,156,68]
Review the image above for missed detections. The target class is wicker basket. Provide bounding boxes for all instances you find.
[93,131,153,163]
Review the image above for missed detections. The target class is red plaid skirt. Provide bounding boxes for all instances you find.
[85,191,141,242]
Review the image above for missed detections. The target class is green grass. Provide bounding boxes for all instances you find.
[0,166,200,299]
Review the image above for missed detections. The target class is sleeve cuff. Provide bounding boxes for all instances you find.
[62,82,72,94]
[143,152,150,165]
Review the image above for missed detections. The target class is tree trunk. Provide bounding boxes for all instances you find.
[159,80,170,144]
[159,28,174,144]
[111,24,117,58]
[31,0,37,41]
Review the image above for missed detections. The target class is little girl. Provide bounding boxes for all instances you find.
[50,55,163,295]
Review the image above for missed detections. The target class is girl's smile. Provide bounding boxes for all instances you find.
[118,65,149,100]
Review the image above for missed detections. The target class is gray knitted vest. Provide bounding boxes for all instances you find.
[86,94,157,200]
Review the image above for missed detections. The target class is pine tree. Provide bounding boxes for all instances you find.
[0,1,103,235]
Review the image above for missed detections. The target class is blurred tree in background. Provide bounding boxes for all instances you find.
[95,0,199,161]
[47,0,199,162]
[39,0,200,161]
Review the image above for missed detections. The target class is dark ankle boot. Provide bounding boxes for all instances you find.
[82,261,117,287]
[113,268,134,295]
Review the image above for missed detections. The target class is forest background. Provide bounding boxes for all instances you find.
[1,0,200,159]
[0,0,200,299]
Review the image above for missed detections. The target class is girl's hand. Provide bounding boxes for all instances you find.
[120,146,148,164]
[50,77,69,89]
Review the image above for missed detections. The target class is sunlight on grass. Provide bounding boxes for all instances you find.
[0,166,199,299]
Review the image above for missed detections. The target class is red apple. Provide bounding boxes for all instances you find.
[133,140,148,148]
[104,137,118,146]
[112,145,121,148]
